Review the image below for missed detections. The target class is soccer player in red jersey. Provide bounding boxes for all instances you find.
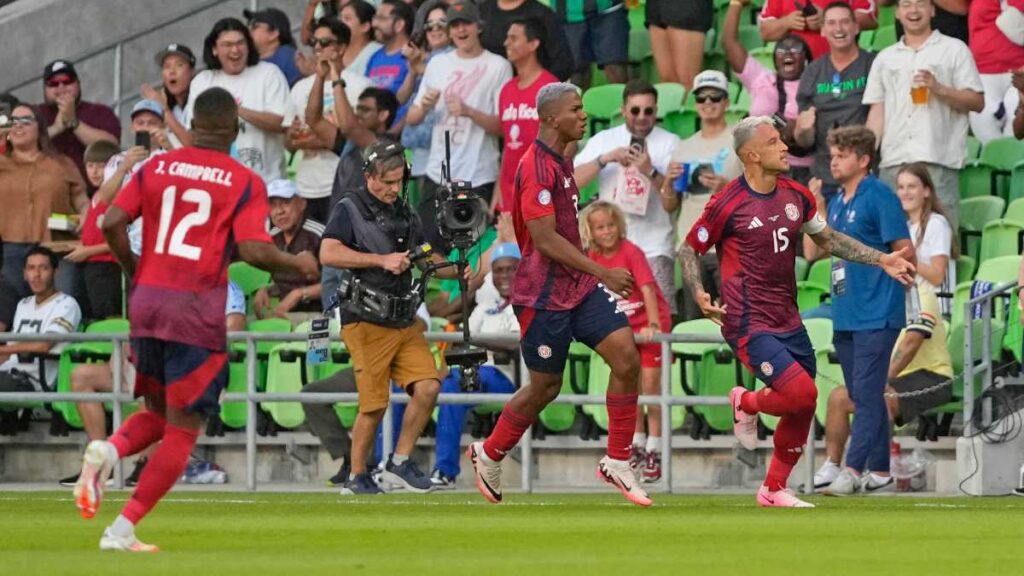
[467,82,653,507]
[679,115,914,507]
[73,87,319,551]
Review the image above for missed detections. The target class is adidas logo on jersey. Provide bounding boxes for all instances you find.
[747,217,764,229]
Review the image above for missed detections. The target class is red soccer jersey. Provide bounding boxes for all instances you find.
[588,239,671,332]
[113,146,272,351]
[80,196,116,263]
[497,70,559,213]
[685,175,825,341]
[759,0,877,59]
[511,140,598,311]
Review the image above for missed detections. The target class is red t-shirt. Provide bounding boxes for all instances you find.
[759,0,877,59]
[79,196,115,263]
[497,70,559,213]
[588,239,671,332]
[114,146,272,350]
[969,0,1024,74]
[511,140,598,311]
[685,175,824,341]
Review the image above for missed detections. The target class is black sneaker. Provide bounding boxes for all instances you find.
[327,458,351,487]
[125,458,147,487]
[430,469,456,490]
[340,472,383,495]
[59,472,80,487]
[382,456,434,493]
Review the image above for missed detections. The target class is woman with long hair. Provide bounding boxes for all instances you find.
[896,162,958,303]
[340,0,382,75]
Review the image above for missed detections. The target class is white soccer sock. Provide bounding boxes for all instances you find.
[869,472,890,484]
[632,433,646,448]
[645,436,661,453]
[109,514,135,538]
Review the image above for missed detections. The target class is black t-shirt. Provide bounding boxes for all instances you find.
[478,0,575,81]
[797,49,876,187]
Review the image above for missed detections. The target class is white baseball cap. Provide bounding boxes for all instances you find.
[692,70,729,96]
[267,179,298,200]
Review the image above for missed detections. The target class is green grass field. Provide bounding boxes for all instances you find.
[2,491,1023,576]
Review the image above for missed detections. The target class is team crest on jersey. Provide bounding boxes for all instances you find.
[538,189,552,206]
[697,226,709,243]
[785,203,799,222]
[760,361,774,377]
[538,345,553,359]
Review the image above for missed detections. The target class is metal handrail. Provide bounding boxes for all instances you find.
[962,281,1017,427]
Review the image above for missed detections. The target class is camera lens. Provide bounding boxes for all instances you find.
[452,202,473,224]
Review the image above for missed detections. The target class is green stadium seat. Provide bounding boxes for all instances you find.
[582,83,625,136]
[1006,197,1024,224]
[671,319,738,436]
[958,196,1005,261]
[956,254,976,285]
[1003,292,1022,363]
[857,30,875,50]
[53,319,130,428]
[966,136,982,162]
[583,350,611,431]
[654,82,686,117]
[738,24,765,51]
[807,257,831,288]
[959,137,1024,200]
[748,45,775,71]
[264,342,313,429]
[871,26,896,51]
[539,342,589,432]
[978,218,1024,262]
[803,318,842,427]
[796,281,829,312]
[663,110,698,140]
[794,256,809,281]
[1009,160,1024,204]
[878,4,896,27]
[628,28,654,81]
[229,261,271,296]
[975,254,1021,285]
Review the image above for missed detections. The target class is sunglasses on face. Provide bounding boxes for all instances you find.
[629,106,655,117]
[9,115,37,126]
[775,46,805,57]
[424,19,448,31]
[309,37,338,48]
[46,78,76,88]
[694,93,726,104]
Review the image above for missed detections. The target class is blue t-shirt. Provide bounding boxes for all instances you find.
[264,45,302,87]
[826,174,910,332]
[366,47,410,124]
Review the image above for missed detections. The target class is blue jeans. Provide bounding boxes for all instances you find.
[373,366,516,478]
[834,329,901,473]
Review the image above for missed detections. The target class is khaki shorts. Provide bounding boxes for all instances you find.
[341,321,438,413]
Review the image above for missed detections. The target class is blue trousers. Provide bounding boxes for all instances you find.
[374,366,515,478]
[834,329,901,473]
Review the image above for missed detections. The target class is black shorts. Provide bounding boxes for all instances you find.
[646,0,713,32]
[892,370,952,426]
[82,261,123,321]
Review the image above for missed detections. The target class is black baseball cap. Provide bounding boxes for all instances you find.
[155,43,196,68]
[243,8,296,47]
[446,1,481,25]
[43,59,78,82]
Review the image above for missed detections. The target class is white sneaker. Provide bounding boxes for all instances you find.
[99,527,159,553]
[757,485,815,508]
[597,456,653,507]
[729,386,759,450]
[813,461,841,491]
[467,441,502,504]
[74,440,118,519]
[862,473,895,494]
[823,468,861,496]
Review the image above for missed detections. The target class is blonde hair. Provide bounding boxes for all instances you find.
[579,201,627,251]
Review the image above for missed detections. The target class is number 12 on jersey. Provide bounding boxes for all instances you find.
[154,186,212,261]
[772,227,790,254]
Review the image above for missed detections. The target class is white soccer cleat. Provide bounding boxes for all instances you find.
[74,440,118,519]
[597,456,653,507]
[823,468,861,497]
[467,441,502,504]
[99,528,159,553]
[729,386,759,451]
[757,485,815,508]
[813,461,842,491]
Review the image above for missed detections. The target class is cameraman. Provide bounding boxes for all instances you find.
[319,140,456,495]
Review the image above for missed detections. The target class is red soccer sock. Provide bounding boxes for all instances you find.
[483,406,535,462]
[606,393,639,460]
[764,406,815,491]
[122,423,199,525]
[109,410,166,459]
[740,390,761,415]
[752,366,818,417]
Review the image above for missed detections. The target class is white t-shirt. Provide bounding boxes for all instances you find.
[415,49,513,185]
[349,41,383,77]
[467,298,520,381]
[574,125,682,259]
[284,70,370,200]
[104,149,166,255]
[0,292,81,390]
[185,62,291,183]
[910,212,956,306]
[168,104,187,149]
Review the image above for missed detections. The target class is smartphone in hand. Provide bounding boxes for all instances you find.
[134,130,151,150]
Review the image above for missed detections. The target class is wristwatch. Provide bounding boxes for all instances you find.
[647,166,658,179]
[331,78,346,89]
[597,155,607,169]
[66,117,79,130]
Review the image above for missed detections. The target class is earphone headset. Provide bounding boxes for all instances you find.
[362,139,411,191]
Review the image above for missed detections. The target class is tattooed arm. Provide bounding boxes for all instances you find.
[809,225,916,284]
[678,243,727,325]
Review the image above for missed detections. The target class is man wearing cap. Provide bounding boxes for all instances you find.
[95,100,169,207]
[245,7,304,87]
[671,70,743,320]
[142,44,199,149]
[574,79,684,315]
[406,0,513,251]
[430,242,521,489]
[40,59,121,181]
[252,180,325,319]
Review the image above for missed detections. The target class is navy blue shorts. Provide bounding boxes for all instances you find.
[564,6,630,69]
[728,328,816,389]
[130,337,228,417]
[515,286,630,374]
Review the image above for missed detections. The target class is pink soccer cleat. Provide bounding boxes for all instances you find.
[757,485,815,508]
[74,440,118,519]
[597,456,653,507]
[730,386,759,451]
[467,441,502,504]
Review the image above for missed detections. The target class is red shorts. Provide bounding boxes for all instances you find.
[130,337,228,417]
[638,342,664,369]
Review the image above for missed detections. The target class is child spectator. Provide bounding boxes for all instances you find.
[580,201,671,483]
